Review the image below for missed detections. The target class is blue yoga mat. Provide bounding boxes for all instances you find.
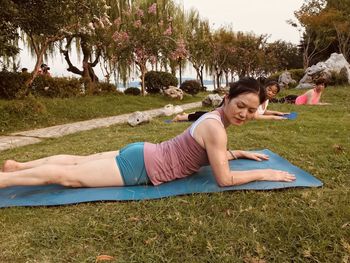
[283,112,298,120]
[0,149,322,208]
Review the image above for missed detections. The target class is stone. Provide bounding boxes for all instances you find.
[202,94,223,107]
[214,86,230,95]
[163,86,184,100]
[297,53,350,88]
[127,111,151,127]
[159,104,183,116]
[278,70,296,88]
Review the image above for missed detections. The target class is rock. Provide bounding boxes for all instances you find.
[163,86,184,100]
[214,86,230,95]
[127,111,151,127]
[278,70,296,88]
[159,104,184,116]
[297,53,350,88]
[202,94,223,107]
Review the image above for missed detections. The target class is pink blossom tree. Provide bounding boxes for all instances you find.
[113,2,185,95]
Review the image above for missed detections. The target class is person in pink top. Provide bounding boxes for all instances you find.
[0,78,295,189]
[271,78,330,105]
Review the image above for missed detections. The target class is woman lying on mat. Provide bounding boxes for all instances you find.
[0,78,295,188]
[270,78,330,105]
[172,81,289,122]
[253,81,289,120]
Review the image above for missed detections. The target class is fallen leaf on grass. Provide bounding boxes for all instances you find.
[341,222,350,229]
[333,144,345,154]
[341,238,350,253]
[96,255,114,262]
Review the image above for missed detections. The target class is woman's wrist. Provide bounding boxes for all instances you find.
[228,150,238,160]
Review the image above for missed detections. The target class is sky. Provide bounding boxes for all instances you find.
[19,0,305,80]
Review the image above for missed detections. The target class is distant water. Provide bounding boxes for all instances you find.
[116,79,223,91]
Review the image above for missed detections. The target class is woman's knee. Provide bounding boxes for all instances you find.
[53,167,84,187]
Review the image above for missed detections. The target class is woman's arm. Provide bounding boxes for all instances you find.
[264,109,289,116]
[227,150,269,161]
[254,114,286,120]
[199,121,295,187]
[305,89,314,104]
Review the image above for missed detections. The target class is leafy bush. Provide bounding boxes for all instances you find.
[267,68,305,89]
[124,87,141,95]
[31,76,82,98]
[288,68,305,83]
[95,82,119,94]
[0,71,30,99]
[328,68,349,86]
[144,71,178,94]
[3,94,47,116]
[180,79,201,95]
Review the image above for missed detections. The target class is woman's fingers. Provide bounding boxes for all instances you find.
[251,153,269,161]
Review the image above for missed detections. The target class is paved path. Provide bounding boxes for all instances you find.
[0,102,202,152]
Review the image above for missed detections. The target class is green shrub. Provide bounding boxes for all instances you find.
[328,68,349,86]
[95,82,119,94]
[144,71,178,94]
[0,71,30,99]
[124,87,141,95]
[267,72,281,82]
[180,79,201,95]
[288,68,305,83]
[31,76,82,98]
[3,94,47,116]
[267,69,305,89]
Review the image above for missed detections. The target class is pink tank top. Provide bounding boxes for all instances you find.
[295,89,321,105]
[144,111,224,185]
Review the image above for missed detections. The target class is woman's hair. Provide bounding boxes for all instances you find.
[225,77,266,104]
[264,80,280,93]
[314,77,328,87]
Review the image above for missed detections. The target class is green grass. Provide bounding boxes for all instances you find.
[0,92,207,135]
[0,87,349,262]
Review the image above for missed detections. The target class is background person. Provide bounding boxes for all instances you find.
[172,81,289,122]
[271,78,330,105]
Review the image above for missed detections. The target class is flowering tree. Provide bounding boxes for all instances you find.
[184,10,212,88]
[113,2,184,95]
[59,0,113,93]
[168,38,188,84]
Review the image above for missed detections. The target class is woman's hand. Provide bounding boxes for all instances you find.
[274,111,289,116]
[259,169,296,182]
[237,151,269,161]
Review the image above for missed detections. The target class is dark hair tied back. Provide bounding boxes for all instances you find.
[224,77,265,105]
[264,80,280,93]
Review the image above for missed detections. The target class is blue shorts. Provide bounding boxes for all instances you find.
[115,142,151,186]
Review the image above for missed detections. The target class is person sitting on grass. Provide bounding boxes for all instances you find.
[172,81,289,122]
[270,78,330,105]
[1,77,295,189]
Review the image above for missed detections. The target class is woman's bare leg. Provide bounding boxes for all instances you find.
[0,157,124,188]
[2,151,119,172]
[172,113,189,122]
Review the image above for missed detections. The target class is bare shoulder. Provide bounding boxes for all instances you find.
[195,118,227,146]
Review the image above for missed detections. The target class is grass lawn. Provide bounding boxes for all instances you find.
[0,92,207,135]
[0,86,349,262]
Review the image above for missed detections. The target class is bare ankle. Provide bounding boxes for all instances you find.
[2,160,20,172]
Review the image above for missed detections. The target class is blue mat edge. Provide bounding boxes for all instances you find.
[0,149,323,208]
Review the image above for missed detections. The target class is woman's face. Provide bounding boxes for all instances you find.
[266,85,279,99]
[315,83,325,92]
[224,93,260,126]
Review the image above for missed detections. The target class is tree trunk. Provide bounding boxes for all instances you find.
[20,39,48,97]
[62,37,100,94]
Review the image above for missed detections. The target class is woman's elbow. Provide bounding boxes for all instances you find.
[216,176,233,187]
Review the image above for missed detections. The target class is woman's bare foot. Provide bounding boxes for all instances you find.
[2,160,20,172]
[172,112,188,122]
